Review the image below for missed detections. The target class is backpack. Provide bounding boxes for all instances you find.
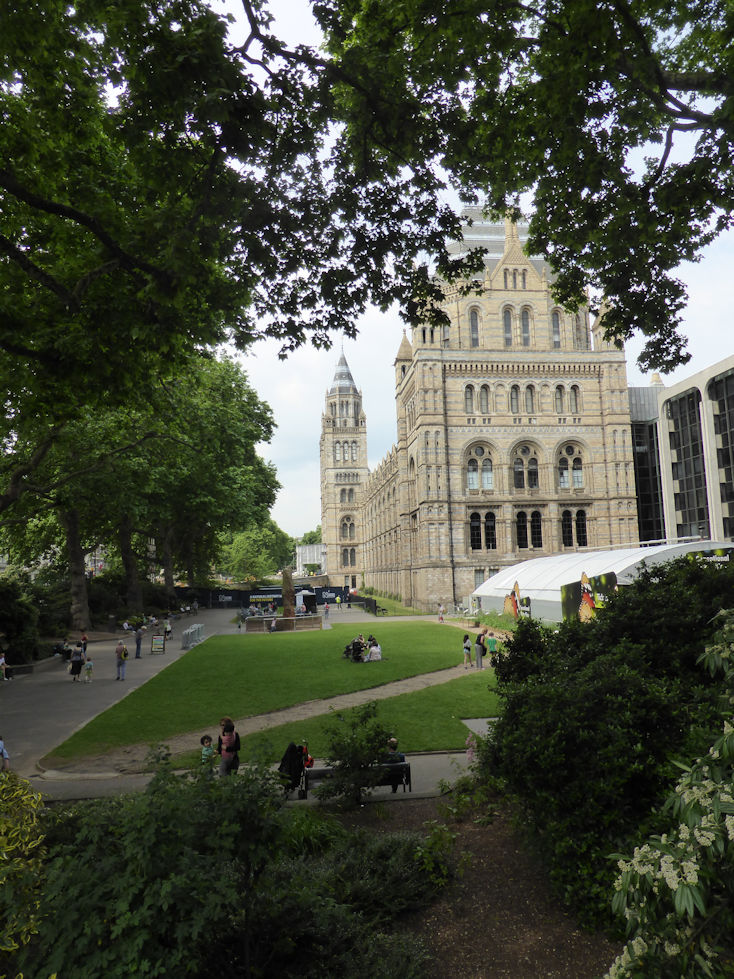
[120,645,129,660]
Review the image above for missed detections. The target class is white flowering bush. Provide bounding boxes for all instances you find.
[606,610,734,978]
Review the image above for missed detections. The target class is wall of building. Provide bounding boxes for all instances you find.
[321,215,640,611]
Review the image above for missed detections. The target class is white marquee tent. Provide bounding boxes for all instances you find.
[471,540,734,623]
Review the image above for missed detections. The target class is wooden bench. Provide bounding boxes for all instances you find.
[302,762,411,799]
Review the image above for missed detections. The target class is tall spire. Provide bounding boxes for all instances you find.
[329,352,358,395]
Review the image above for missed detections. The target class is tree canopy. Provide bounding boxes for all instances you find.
[314,0,734,372]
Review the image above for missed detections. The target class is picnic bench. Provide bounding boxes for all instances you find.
[301,761,411,799]
[375,605,388,615]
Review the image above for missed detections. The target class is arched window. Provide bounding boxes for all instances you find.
[470,308,479,348]
[516,511,528,548]
[343,441,349,460]
[351,441,357,461]
[335,442,341,462]
[484,511,497,549]
[528,457,539,488]
[530,511,543,548]
[469,512,482,550]
[504,308,512,346]
[525,385,535,413]
[510,385,519,413]
[521,308,530,346]
[559,457,569,488]
[513,458,525,489]
[350,547,356,566]
[340,516,355,540]
[467,457,479,490]
[522,270,527,289]
[342,548,349,567]
[479,385,489,414]
[503,269,508,289]
[569,385,579,414]
[340,489,346,502]
[481,458,494,489]
[513,269,517,289]
[576,510,588,546]
[348,488,355,502]
[555,386,564,413]
[561,510,573,546]
[552,311,561,348]
[572,457,584,487]
[464,385,474,413]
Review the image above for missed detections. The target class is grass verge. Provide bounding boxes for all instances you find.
[47,622,474,761]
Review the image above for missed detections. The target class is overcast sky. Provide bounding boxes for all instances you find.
[215,0,734,538]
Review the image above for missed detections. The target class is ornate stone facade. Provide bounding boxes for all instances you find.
[321,215,639,609]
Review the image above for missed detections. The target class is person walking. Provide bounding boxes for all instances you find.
[474,627,488,671]
[438,603,445,623]
[217,717,240,776]
[135,626,144,658]
[69,642,86,682]
[0,649,10,681]
[115,639,128,680]
[462,634,473,670]
[0,734,10,771]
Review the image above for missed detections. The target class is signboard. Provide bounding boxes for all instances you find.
[151,634,166,654]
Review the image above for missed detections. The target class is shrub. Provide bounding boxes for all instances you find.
[14,761,447,979]
[316,701,394,807]
[488,558,733,927]
[0,774,46,963]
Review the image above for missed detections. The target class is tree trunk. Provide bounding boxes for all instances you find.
[282,566,296,618]
[61,508,92,631]
[119,513,143,611]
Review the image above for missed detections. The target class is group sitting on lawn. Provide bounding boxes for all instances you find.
[342,634,382,663]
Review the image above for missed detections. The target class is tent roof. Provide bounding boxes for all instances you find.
[472,541,734,603]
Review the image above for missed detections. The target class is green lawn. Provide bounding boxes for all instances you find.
[229,672,498,765]
[51,622,485,760]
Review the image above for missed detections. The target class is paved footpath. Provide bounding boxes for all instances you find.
[1,607,486,802]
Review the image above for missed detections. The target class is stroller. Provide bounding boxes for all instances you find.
[278,742,307,799]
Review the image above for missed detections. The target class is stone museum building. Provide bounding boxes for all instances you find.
[320,214,640,610]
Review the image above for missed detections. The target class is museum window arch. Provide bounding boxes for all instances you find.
[469,307,480,348]
[555,385,565,414]
[503,307,513,347]
[510,384,520,414]
[340,515,355,540]
[557,443,585,490]
[530,510,543,548]
[552,310,561,348]
[569,384,580,414]
[525,384,535,414]
[512,442,540,490]
[484,511,497,549]
[521,307,531,346]
[479,384,490,414]
[516,510,528,548]
[465,443,494,492]
[464,384,475,414]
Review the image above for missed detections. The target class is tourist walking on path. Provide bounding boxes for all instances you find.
[462,634,473,670]
[135,626,144,658]
[115,639,128,680]
[438,604,445,623]
[69,642,86,682]
[475,627,488,670]
[217,716,240,776]
[0,735,10,770]
[0,649,10,681]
